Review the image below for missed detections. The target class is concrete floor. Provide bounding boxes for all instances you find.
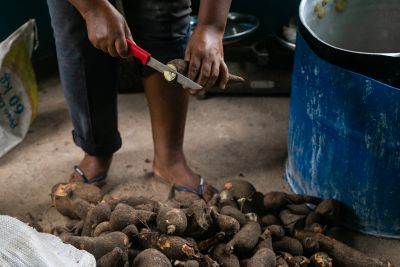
[0,76,399,264]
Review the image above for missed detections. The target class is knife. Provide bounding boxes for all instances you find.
[126,38,202,90]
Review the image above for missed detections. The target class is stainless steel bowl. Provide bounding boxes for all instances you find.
[190,12,260,44]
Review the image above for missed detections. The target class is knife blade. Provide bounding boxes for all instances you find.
[126,38,202,90]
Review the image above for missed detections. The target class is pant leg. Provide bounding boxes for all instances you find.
[47,0,122,155]
[123,0,191,65]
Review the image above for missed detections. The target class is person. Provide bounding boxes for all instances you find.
[47,0,231,201]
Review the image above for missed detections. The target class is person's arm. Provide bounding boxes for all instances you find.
[185,0,232,93]
[68,0,132,58]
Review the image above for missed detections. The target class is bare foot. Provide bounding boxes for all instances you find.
[153,157,217,202]
[69,153,113,186]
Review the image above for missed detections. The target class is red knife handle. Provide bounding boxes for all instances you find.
[126,38,151,65]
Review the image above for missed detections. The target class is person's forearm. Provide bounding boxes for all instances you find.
[68,0,112,18]
[198,0,231,33]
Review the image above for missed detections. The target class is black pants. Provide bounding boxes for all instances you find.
[47,0,191,155]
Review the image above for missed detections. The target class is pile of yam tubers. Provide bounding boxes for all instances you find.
[50,180,394,267]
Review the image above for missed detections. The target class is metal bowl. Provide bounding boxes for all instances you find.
[190,12,260,44]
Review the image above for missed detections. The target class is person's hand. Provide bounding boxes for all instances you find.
[82,1,132,58]
[184,25,229,95]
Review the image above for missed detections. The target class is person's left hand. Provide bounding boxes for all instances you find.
[184,25,229,95]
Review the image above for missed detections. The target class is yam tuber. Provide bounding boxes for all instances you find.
[198,232,226,252]
[244,213,258,223]
[96,247,125,267]
[302,237,320,256]
[276,256,290,267]
[65,219,84,236]
[261,214,282,227]
[157,205,188,235]
[133,248,172,267]
[81,202,111,236]
[273,236,304,256]
[109,203,156,231]
[174,260,200,267]
[310,252,333,267]
[166,59,245,86]
[305,211,323,228]
[255,229,273,251]
[103,195,156,210]
[240,259,250,267]
[138,229,198,260]
[63,231,129,260]
[212,243,240,267]
[287,256,310,267]
[280,252,295,262]
[314,199,343,226]
[72,182,102,203]
[222,180,256,201]
[263,192,321,213]
[220,206,248,226]
[266,224,285,241]
[51,183,95,220]
[128,248,141,264]
[185,199,213,238]
[134,202,160,213]
[226,222,261,255]
[51,225,71,237]
[208,193,221,207]
[241,192,265,215]
[121,224,139,243]
[51,183,101,212]
[279,209,306,235]
[200,254,220,267]
[295,230,394,267]
[219,190,239,209]
[247,248,276,267]
[286,204,313,216]
[211,207,240,235]
[93,221,111,237]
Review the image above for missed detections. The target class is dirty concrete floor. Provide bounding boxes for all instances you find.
[0,76,399,264]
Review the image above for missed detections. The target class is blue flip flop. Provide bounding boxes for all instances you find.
[173,176,206,199]
[73,165,107,185]
[153,174,218,201]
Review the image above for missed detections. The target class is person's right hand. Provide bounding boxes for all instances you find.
[82,1,132,58]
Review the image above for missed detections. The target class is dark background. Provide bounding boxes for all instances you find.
[0,0,300,63]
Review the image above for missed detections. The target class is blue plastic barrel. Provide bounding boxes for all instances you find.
[286,0,400,238]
